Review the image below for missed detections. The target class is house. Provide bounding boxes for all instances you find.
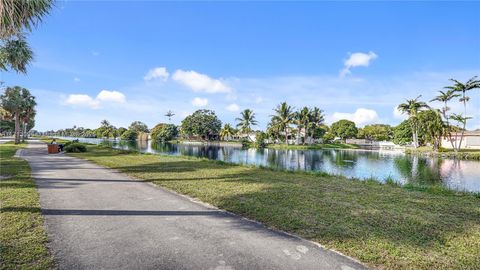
[441,131,480,149]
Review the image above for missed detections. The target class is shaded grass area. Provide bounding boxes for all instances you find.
[266,143,360,150]
[0,143,54,269]
[70,145,480,270]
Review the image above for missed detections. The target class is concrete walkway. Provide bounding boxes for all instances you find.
[19,141,367,270]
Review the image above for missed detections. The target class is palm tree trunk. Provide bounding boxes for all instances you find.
[456,99,467,151]
[285,127,289,145]
[14,112,20,144]
[303,126,308,145]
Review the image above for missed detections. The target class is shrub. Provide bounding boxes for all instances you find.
[255,132,268,148]
[64,142,87,153]
[120,129,138,140]
[151,123,178,142]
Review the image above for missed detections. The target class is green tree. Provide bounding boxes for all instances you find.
[295,107,310,144]
[255,131,268,148]
[330,119,358,141]
[128,121,149,133]
[1,0,54,73]
[116,127,127,138]
[271,102,295,145]
[0,86,35,143]
[151,123,178,142]
[308,107,325,143]
[180,109,222,140]
[397,95,429,148]
[418,109,444,151]
[393,120,413,146]
[120,129,138,141]
[219,123,235,141]
[236,109,257,137]
[362,124,394,141]
[444,76,480,151]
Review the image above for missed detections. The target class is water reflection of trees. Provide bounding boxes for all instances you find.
[393,156,443,186]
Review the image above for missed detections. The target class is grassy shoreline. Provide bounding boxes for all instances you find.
[0,142,55,269]
[405,147,480,160]
[69,144,480,270]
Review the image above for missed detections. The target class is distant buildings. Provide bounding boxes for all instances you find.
[441,131,480,150]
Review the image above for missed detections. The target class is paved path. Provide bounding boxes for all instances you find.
[19,141,367,270]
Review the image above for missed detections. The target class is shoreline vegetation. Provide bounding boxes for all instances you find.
[0,142,54,269]
[64,143,479,269]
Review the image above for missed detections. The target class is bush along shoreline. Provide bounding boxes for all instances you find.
[405,147,480,160]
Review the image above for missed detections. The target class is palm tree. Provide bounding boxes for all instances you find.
[235,109,257,138]
[295,107,310,144]
[1,0,54,73]
[271,102,295,145]
[444,76,480,150]
[0,86,34,144]
[219,123,235,141]
[308,107,325,144]
[0,36,33,73]
[19,91,36,141]
[397,95,429,148]
[165,110,175,122]
[430,89,460,150]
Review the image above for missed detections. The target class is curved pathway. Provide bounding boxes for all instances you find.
[19,140,367,270]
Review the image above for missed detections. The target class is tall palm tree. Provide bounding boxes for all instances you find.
[0,36,33,73]
[236,109,257,137]
[219,123,235,141]
[397,95,429,148]
[295,107,310,144]
[430,89,460,150]
[165,110,175,122]
[19,90,36,141]
[0,86,34,144]
[271,102,295,145]
[444,76,480,150]
[308,107,324,144]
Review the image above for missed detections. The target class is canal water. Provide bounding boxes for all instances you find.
[58,137,480,193]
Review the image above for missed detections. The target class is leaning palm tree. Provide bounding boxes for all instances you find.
[235,109,257,138]
[219,123,235,141]
[444,76,480,150]
[271,102,295,145]
[397,95,429,148]
[430,89,460,150]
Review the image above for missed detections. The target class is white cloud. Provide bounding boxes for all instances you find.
[74,77,80,82]
[226,103,240,112]
[64,94,99,109]
[63,90,126,109]
[191,97,208,107]
[96,90,126,103]
[340,51,378,77]
[332,108,379,126]
[144,67,169,81]
[255,96,263,103]
[172,69,231,93]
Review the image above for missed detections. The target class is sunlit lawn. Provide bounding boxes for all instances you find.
[71,145,480,270]
[0,142,54,269]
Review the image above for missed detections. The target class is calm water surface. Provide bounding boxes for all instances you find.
[59,137,480,193]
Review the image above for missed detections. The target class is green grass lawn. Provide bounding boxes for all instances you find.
[70,144,480,270]
[405,146,480,160]
[0,142,54,269]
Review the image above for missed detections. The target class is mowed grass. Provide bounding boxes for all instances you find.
[70,145,480,270]
[0,142,54,269]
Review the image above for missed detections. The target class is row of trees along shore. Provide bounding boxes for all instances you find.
[46,75,479,152]
[1,1,54,144]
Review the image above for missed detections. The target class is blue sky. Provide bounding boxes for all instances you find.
[1,1,479,131]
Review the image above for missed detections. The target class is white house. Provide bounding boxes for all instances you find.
[441,131,480,149]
